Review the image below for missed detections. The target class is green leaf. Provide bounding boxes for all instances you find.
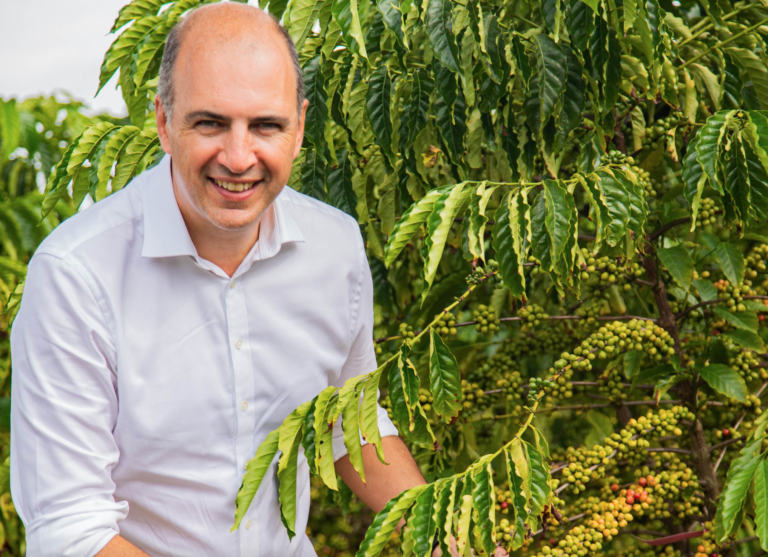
[342,380,366,482]
[466,182,499,261]
[724,135,752,224]
[657,245,694,291]
[527,442,551,516]
[690,63,721,112]
[401,70,434,151]
[133,20,171,88]
[377,0,405,47]
[384,185,449,267]
[356,485,425,557]
[388,348,421,431]
[533,35,567,131]
[288,0,327,50]
[715,438,763,542]
[93,125,141,198]
[566,0,594,52]
[698,363,748,403]
[112,127,160,193]
[314,385,339,490]
[360,364,389,464]
[556,46,586,149]
[741,130,768,226]
[455,480,474,555]
[420,183,470,303]
[366,65,395,166]
[0,99,21,160]
[98,16,167,93]
[410,483,437,557]
[278,420,304,539]
[433,478,458,555]
[697,111,734,195]
[692,278,718,302]
[492,191,527,297]
[232,429,280,531]
[510,34,532,85]
[755,460,768,552]
[505,440,530,550]
[67,122,120,207]
[301,399,318,475]
[722,329,765,352]
[332,0,368,59]
[303,54,328,149]
[728,48,768,110]
[472,462,496,555]
[301,149,326,200]
[482,15,504,83]
[425,0,460,72]
[715,241,745,286]
[110,0,165,33]
[594,170,630,247]
[713,307,758,333]
[434,80,467,169]
[631,363,675,390]
[683,133,707,228]
[586,409,614,440]
[542,180,572,263]
[624,350,643,379]
[327,149,358,219]
[429,330,463,421]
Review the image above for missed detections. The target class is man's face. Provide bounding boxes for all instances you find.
[156,34,307,232]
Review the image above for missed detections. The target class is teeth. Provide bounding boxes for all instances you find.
[214,179,255,192]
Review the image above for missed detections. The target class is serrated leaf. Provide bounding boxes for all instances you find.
[556,46,586,149]
[698,363,748,403]
[683,134,707,229]
[594,170,630,247]
[301,149,326,200]
[466,182,499,261]
[410,483,437,557]
[510,34,532,85]
[232,428,280,531]
[356,485,425,557]
[527,442,551,517]
[472,462,496,555]
[303,54,328,149]
[360,364,389,464]
[492,192,526,297]
[728,48,768,110]
[327,149,358,219]
[657,245,694,291]
[434,478,458,555]
[420,183,471,303]
[434,81,467,169]
[366,65,395,165]
[715,438,763,542]
[332,0,368,59]
[429,330,463,421]
[697,111,735,195]
[533,35,567,131]
[542,180,572,262]
[566,0,594,52]
[755,460,768,552]
[741,129,768,226]
[112,127,160,192]
[384,185,449,266]
[722,329,765,352]
[715,241,745,286]
[425,0,460,72]
[401,70,433,151]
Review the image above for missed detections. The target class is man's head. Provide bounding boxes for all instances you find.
[155,3,308,235]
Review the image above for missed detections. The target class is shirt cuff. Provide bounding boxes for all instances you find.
[332,403,399,463]
[23,500,128,557]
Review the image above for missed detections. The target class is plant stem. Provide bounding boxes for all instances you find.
[680,17,768,69]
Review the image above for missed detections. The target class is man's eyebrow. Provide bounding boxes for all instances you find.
[249,115,290,126]
[184,111,230,125]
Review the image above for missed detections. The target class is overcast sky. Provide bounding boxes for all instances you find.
[0,0,259,117]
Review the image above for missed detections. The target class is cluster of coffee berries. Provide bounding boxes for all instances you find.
[576,321,675,365]
[473,304,501,334]
[466,259,502,286]
[434,311,458,337]
[398,322,415,340]
[714,279,747,310]
[460,379,486,411]
[641,115,681,151]
[528,376,556,403]
[418,388,434,412]
[560,446,611,494]
[518,303,550,332]
[695,197,719,227]
[728,346,764,382]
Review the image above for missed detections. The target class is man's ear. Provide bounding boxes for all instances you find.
[293,99,309,160]
[155,97,172,155]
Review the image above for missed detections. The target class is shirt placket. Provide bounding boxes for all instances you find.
[226,277,258,554]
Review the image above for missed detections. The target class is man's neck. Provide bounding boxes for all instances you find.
[171,169,261,278]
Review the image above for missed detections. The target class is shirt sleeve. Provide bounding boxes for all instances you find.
[11,253,128,557]
[332,235,398,462]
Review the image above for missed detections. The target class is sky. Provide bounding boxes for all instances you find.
[0,0,136,116]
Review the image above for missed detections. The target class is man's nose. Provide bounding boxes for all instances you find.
[218,123,258,174]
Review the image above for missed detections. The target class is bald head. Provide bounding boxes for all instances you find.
[157,3,304,125]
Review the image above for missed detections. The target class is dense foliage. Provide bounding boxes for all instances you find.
[29,0,768,556]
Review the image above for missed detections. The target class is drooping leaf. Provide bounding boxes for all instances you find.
[112,127,161,192]
[314,385,340,490]
[715,241,745,286]
[341,380,366,482]
[713,308,758,333]
[657,246,694,291]
[232,428,280,531]
[492,192,526,297]
[409,483,437,557]
[288,0,327,50]
[301,149,327,200]
[755,460,768,552]
[533,35,567,131]
[556,46,586,149]
[527,442,551,516]
[466,182,499,261]
[697,363,748,403]
[433,478,458,555]
[303,54,328,149]
[356,485,426,557]
[696,111,734,195]
[332,0,368,59]
[384,185,450,266]
[715,438,763,542]
[429,330,463,421]
[425,0,460,72]
[366,65,395,166]
[359,364,389,464]
[472,462,496,555]
[401,70,434,151]
[327,149,358,219]
[722,329,765,352]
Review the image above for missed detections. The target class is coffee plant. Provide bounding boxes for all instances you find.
[33,0,768,556]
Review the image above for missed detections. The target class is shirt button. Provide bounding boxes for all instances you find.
[235,339,243,349]
[245,520,253,530]
[241,400,249,411]
[230,280,236,289]
[244,462,248,471]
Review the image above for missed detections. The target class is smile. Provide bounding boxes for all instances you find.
[211,178,258,192]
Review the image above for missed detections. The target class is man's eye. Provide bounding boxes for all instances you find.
[197,120,221,129]
[256,123,280,131]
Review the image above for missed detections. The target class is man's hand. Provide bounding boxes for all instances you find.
[95,536,150,557]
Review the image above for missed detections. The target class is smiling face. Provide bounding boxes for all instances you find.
[156,8,307,235]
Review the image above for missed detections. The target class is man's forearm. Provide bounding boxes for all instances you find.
[95,535,151,557]
[334,435,425,514]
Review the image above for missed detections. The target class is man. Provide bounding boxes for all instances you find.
[10,4,435,556]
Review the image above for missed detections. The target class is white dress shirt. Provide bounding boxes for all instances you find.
[10,155,398,557]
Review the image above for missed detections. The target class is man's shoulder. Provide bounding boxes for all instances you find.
[35,176,146,262]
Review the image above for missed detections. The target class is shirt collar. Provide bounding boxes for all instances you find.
[141,155,305,263]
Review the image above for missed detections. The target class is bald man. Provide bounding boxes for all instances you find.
[10,4,463,557]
